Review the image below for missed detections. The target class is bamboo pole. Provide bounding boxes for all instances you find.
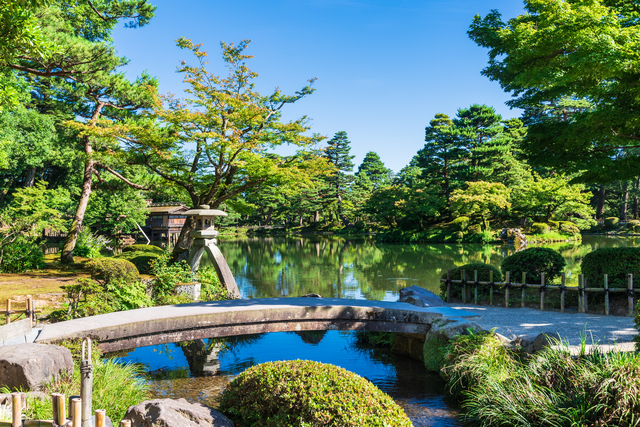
[52,393,59,425]
[446,270,451,303]
[120,421,131,427]
[489,271,493,306]
[81,338,93,427]
[95,410,106,427]
[474,270,478,305]
[12,393,21,427]
[629,273,634,317]
[504,271,510,308]
[27,298,33,328]
[521,272,526,308]
[5,300,10,325]
[72,398,81,427]
[69,396,79,420]
[560,273,565,313]
[540,273,545,310]
[55,394,66,427]
[604,274,609,316]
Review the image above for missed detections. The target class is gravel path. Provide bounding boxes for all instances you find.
[447,304,637,352]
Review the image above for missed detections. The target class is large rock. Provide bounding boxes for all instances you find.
[399,286,444,308]
[124,398,234,427]
[0,344,73,391]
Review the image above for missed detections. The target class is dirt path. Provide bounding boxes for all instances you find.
[448,304,637,352]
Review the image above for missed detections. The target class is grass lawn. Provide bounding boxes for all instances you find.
[0,253,92,316]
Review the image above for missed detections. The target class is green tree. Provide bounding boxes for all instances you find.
[356,151,391,190]
[450,181,511,231]
[468,0,640,181]
[511,174,596,229]
[90,38,329,257]
[325,131,355,225]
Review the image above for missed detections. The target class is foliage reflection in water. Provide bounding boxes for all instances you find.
[112,331,462,427]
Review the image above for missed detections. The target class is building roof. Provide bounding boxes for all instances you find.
[148,205,188,214]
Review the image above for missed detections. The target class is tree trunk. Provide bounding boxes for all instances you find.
[266,206,273,225]
[314,210,320,222]
[172,215,197,260]
[596,185,606,219]
[24,167,36,188]
[299,215,304,226]
[60,158,95,263]
[621,181,629,222]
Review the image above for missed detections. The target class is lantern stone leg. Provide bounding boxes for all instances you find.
[184,205,241,299]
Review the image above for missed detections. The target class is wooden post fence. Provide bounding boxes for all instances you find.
[4,299,40,326]
[439,270,639,316]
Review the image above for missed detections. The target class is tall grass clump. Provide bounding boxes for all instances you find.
[443,331,640,426]
[23,359,148,423]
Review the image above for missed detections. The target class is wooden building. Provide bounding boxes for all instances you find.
[144,203,188,241]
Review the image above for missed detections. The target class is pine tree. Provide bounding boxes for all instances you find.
[325,131,355,225]
[356,151,392,190]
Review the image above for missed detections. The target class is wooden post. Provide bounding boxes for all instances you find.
[27,297,33,328]
[72,398,82,427]
[11,393,21,427]
[474,270,478,305]
[446,270,451,303]
[120,421,132,427]
[505,271,510,308]
[5,300,10,325]
[540,272,545,310]
[604,274,609,316]
[521,272,526,308]
[489,271,493,306]
[583,277,588,313]
[560,273,565,313]
[55,394,66,426]
[69,395,80,420]
[52,393,59,424]
[629,273,634,317]
[95,410,106,427]
[461,270,466,304]
[578,275,584,313]
[81,338,93,427]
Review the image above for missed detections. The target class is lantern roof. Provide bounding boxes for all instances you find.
[183,205,228,217]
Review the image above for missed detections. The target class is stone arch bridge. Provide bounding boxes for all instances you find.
[35,298,478,352]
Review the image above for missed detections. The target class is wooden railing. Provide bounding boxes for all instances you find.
[440,271,638,316]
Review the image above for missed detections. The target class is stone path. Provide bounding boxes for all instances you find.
[448,303,637,352]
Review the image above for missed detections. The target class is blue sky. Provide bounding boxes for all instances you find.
[112,0,526,173]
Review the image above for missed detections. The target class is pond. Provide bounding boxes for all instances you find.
[112,234,639,426]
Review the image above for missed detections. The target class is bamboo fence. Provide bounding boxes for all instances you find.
[4,299,40,328]
[440,270,638,316]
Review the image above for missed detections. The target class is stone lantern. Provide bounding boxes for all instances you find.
[184,205,240,299]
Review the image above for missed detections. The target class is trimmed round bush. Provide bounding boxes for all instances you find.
[559,223,580,235]
[87,258,139,285]
[530,222,550,235]
[604,217,620,230]
[121,244,164,254]
[501,247,565,284]
[582,247,640,289]
[114,251,161,274]
[440,263,503,300]
[219,360,412,427]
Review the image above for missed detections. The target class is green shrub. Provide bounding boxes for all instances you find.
[353,220,365,231]
[121,244,163,254]
[197,267,232,301]
[501,247,565,284]
[582,247,640,290]
[635,225,640,234]
[627,220,640,230]
[548,220,560,230]
[0,237,44,273]
[440,263,503,300]
[219,360,411,427]
[559,223,580,235]
[452,216,470,231]
[71,229,111,258]
[114,250,161,274]
[149,251,195,303]
[87,258,139,285]
[604,216,620,230]
[530,222,550,234]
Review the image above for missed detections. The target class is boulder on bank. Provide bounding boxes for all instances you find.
[0,344,73,391]
[399,285,444,308]
[124,398,234,427]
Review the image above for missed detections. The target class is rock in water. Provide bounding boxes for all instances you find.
[399,286,444,307]
[124,398,234,427]
[0,344,73,391]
